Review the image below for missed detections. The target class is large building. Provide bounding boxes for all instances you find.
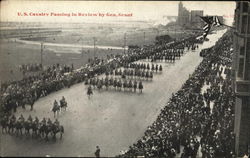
[232,1,250,157]
[177,2,224,29]
[177,2,204,28]
[177,2,190,26]
[190,10,204,28]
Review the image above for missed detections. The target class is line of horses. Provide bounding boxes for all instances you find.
[1,116,64,141]
[123,63,163,72]
[114,69,155,80]
[86,77,144,95]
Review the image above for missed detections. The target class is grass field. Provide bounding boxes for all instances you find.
[0,39,122,83]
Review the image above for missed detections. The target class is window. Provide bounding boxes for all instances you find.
[246,39,250,80]
[241,15,247,34]
[236,14,240,31]
[238,58,244,78]
[248,15,250,33]
[236,2,240,10]
[242,2,249,13]
[240,46,245,56]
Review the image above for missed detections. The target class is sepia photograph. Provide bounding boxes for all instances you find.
[0,0,249,157]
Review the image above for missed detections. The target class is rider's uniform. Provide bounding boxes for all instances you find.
[53,101,58,111]
[47,119,52,126]
[41,118,46,125]
[11,115,16,122]
[18,116,24,123]
[28,116,33,123]
[54,120,60,127]
[34,118,39,124]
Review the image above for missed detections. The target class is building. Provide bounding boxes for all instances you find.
[190,10,204,28]
[232,1,250,157]
[177,2,225,29]
[177,2,205,28]
[177,2,190,26]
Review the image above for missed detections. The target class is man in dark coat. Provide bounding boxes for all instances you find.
[95,146,100,158]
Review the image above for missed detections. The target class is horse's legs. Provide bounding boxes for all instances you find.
[26,129,29,136]
[53,132,56,141]
[10,126,13,133]
[45,133,49,141]
[20,128,22,136]
[40,131,44,139]
[31,129,34,138]
[16,129,19,136]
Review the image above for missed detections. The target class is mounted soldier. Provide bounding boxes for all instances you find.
[87,85,93,99]
[52,100,60,118]
[133,80,137,92]
[139,81,143,93]
[60,96,67,111]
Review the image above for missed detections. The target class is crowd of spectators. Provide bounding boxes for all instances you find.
[19,63,42,74]
[117,30,236,158]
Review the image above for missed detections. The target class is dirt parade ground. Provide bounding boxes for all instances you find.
[0,29,226,157]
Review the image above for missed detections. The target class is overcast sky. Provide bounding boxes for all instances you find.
[0,1,235,25]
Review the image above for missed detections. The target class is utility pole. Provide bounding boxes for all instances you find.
[78,37,84,60]
[40,42,44,66]
[143,32,146,46]
[93,37,96,58]
[81,39,84,58]
[174,23,177,40]
[124,33,126,54]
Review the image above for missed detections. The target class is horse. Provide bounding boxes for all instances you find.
[25,98,35,111]
[52,105,60,118]
[149,72,153,80]
[44,124,52,141]
[104,79,109,90]
[123,81,127,91]
[31,121,39,138]
[139,82,143,93]
[38,123,46,139]
[113,80,117,90]
[24,120,32,136]
[0,118,8,133]
[60,100,67,111]
[97,82,102,91]
[15,121,24,136]
[8,118,15,133]
[87,86,93,99]
[38,123,51,141]
[159,65,163,72]
[128,81,133,91]
[155,65,159,72]
[51,124,64,140]
[117,81,122,91]
[133,82,137,92]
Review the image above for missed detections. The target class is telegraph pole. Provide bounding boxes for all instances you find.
[81,39,84,58]
[40,42,44,66]
[124,33,126,54]
[93,37,96,58]
[143,32,145,46]
[78,37,84,60]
